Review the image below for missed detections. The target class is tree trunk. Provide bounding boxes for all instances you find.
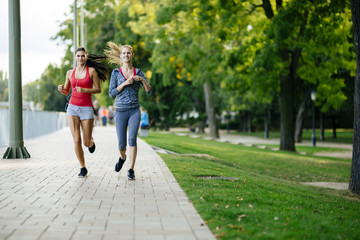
[350,0,360,194]
[203,82,219,139]
[262,0,274,19]
[279,74,296,151]
[279,43,296,151]
[164,122,170,131]
[246,111,251,133]
[237,111,242,132]
[295,90,311,143]
[197,120,205,133]
[195,96,205,134]
[332,115,337,138]
[238,111,246,132]
[320,111,325,141]
[264,107,270,138]
[276,10,308,152]
[241,113,246,132]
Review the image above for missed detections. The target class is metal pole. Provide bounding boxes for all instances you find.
[80,1,84,47]
[3,0,30,159]
[73,0,77,68]
[77,24,80,48]
[84,23,87,49]
[312,100,316,147]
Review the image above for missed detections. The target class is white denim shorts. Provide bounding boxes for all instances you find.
[66,104,94,120]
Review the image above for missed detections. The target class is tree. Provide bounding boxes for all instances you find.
[23,63,70,112]
[23,80,40,105]
[349,0,360,194]
[150,0,223,138]
[246,0,352,151]
[41,65,70,111]
[34,0,356,140]
[127,0,250,138]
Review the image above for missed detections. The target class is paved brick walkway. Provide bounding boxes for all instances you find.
[0,127,215,240]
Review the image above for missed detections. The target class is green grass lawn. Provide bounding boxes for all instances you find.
[141,131,359,240]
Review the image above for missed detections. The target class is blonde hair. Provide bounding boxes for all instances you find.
[104,42,134,66]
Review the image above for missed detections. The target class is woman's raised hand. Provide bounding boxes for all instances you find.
[58,85,64,92]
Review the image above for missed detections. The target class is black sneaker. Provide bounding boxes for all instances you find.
[127,169,135,180]
[88,139,96,153]
[115,156,126,172]
[78,167,88,178]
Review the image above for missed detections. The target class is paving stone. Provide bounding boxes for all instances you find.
[0,127,215,239]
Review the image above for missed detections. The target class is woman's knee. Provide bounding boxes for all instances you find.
[73,137,82,146]
[118,137,127,151]
[83,138,91,147]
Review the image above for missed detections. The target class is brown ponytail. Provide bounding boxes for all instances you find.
[75,47,109,82]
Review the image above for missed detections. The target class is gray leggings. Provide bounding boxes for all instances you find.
[114,107,140,151]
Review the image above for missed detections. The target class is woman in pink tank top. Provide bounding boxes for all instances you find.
[58,47,108,178]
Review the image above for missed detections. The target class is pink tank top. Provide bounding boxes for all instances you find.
[69,66,93,107]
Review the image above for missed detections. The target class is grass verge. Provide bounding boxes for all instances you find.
[141,131,359,240]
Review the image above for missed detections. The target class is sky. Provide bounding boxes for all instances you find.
[0,0,74,85]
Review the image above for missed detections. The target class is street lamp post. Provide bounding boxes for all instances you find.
[311,91,316,147]
[73,0,77,68]
[3,0,30,159]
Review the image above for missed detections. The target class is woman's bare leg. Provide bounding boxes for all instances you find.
[129,146,137,169]
[68,115,85,167]
[119,149,126,160]
[81,118,94,148]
